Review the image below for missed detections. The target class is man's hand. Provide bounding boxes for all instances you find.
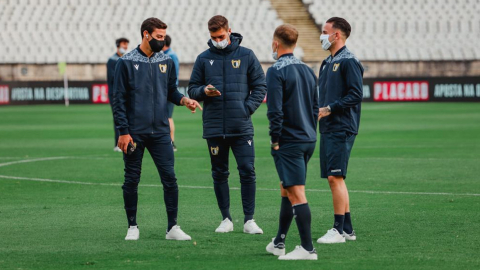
[204,85,221,97]
[118,134,133,154]
[271,142,279,151]
[181,97,203,113]
[318,106,331,121]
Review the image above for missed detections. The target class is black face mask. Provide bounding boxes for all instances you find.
[148,37,165,53]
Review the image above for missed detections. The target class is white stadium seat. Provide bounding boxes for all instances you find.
[0,0,286,64]
[303,0,480,61]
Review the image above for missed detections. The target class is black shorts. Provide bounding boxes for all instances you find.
[320,132,356,179]
[167,102,175,118]
[271,142,316,188]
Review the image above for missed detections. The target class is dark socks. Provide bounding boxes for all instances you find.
[274,197,293,245]
[334,214,345,234]
[244,215,253,223]
[214,180,232,221]
[126,209,137,227]
[344,212,353,234]
[293,203,314,252]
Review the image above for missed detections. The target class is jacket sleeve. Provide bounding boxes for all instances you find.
[328,59,363,114]
[112,59,130,135]
[312,71,319,122]
[245,51,267,115]
[167,60,184,105]
[106,58,115,91]
[266,68,283,143]
[187,56,207,101]
[170,53,180,85]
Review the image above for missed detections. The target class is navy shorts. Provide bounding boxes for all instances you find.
[320,132,356,179]
[167,102,175,118]
[272,142,316,188]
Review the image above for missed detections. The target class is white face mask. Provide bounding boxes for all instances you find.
[271,42,279,61]
[119,47,127,55]
[320,33,335,51]
[211,37,229,49]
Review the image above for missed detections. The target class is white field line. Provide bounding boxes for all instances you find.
[1,157,479,197]
[0,174,479,197]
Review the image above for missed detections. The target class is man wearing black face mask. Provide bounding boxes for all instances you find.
[113,17,202,241]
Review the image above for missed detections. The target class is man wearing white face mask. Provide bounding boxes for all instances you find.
[188,15,267,235]
[107,37,129,152]
[317,17,364,244]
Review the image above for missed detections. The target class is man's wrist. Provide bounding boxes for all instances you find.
[180,97,187,105]
[270,142,279,148]
[326,105,331,113]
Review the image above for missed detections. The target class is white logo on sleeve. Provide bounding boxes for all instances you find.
[247,140,252,146]
[331,169,342,173]
[134,64,139,70]
[209,60,214,66]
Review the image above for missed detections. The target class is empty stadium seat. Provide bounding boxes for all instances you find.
[303,0,480,61]
[0,0,287,64]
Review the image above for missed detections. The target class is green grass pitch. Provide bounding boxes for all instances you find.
[0,103,479,270]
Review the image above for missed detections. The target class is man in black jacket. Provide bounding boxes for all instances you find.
[113,17,202,241]
[107,37,129,152]
[316,17,364,244]
[188,15,267,234]
[265,24,318,260]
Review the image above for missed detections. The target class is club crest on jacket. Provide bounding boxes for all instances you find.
[159,64,167,73]
[333,63,340,72]
[231,59,241,68]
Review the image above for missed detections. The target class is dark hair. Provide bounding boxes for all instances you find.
[115,37,129,48]
[165,35,172,47]
[326,17,351,38]
[274,24,298,48]
[208,15,229,32]
[140,17,168,38]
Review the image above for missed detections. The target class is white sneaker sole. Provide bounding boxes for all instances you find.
[243,229,263,234]
[345,236,356,241]
[317,238,346,244]
[165,235,191,241]
[215,227,233,233]
[278,254,317,260]
[266,247,285,256]
[125,235,139,241]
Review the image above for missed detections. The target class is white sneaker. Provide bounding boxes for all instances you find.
[113,146,122,152]
[343,230,356,241]
[317,228,346,244]
[125,225,139,240]
[165,225,191,241]
[215,218,234,233]
[278,246,317,260]
[243,219,263,234]
[266,238,285,256]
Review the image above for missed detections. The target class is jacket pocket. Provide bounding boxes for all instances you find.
[244,103,251,119]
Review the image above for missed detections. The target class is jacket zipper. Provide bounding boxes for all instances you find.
[222,55,226,139]
[149,57,154,134]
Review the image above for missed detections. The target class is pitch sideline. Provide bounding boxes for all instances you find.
[1,157,479,197]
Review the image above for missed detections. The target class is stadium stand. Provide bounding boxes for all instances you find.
[0,0,479,66]
[303,0,480,61]
[0,0,296,64]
